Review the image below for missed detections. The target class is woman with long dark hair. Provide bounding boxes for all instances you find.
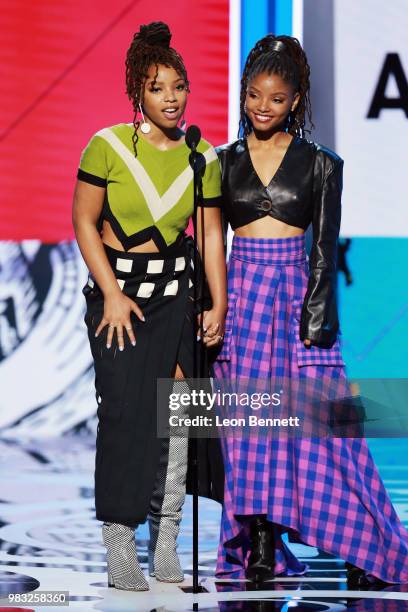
[214,34,408,586]
[72,22,226,591]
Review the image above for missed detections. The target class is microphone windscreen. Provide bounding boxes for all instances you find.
[185,125,201,150]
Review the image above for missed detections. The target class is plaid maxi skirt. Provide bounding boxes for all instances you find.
[212,234,408,582]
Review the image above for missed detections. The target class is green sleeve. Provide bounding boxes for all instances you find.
[200,146,222,207]
[77,133,108,187]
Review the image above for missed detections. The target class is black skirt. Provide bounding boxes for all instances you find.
[83,237,223,527]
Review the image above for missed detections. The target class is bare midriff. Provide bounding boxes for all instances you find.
[234,215,304,239]
[101,220,160,253]
[102,215,304,250]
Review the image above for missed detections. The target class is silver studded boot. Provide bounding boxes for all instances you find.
[148,381,189,582]
[102,522,149,591]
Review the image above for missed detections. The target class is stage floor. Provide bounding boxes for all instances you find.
[0,435,407,611]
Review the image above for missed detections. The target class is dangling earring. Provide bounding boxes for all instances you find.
[285,109,296,133]
[138,103,151,134]
[242,104,252,136]
[179,114,187,131]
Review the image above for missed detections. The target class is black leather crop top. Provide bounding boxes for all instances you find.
[216,137,344,348]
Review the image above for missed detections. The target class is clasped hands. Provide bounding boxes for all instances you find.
[197,310,313,349]
[197,307,226,348]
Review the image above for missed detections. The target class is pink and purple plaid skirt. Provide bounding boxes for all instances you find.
[212,234,408,582]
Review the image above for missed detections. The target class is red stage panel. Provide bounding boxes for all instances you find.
[0,0,229,241]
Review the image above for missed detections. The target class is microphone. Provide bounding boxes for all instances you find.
[185,125,201,152]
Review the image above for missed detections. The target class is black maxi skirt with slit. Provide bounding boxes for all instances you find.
[83,236,223,528]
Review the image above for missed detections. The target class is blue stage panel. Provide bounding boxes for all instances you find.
[274,0,293,35]
[339,237,408,378]
[241,0,269,68]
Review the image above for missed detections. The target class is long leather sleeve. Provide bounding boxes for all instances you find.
[300,155,344,348]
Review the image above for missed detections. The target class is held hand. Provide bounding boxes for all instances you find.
[95,291,145,350]
[197,307,226,348]
[303,338,312,348]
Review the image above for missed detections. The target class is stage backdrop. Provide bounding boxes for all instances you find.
[303,0,408,378]
[0,0,229,436]
[0,0,229,241]
[334,0,408,238]
[1,0,407,435]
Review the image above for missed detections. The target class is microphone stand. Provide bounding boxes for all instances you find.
[187,135,207,595]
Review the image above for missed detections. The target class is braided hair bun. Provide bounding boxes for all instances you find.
[137,21,171,48]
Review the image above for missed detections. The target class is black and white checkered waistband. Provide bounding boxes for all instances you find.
[86,241,193,299]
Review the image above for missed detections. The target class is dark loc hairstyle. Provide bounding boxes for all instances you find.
[125,21,189,156]
[239,34,313,138]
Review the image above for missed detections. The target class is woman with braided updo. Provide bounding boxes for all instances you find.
[213,34,408,586]
[72,22,226,590]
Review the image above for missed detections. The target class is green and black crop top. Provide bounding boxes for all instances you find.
[77,123,222,251]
